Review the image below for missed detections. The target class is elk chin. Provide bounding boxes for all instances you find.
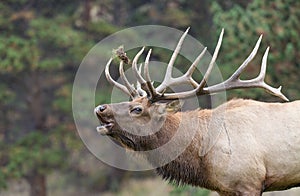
[96,123,114,135]
[98,122,136,150]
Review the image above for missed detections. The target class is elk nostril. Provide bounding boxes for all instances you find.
[98,105,107,112]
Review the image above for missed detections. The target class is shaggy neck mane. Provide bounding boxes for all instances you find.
[153,109,213,188]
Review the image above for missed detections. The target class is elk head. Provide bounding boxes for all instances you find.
[94,28,288,151]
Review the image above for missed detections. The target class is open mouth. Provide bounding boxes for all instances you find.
[94,110,135,149]
[95,113,114,135]
[96,122,114,135]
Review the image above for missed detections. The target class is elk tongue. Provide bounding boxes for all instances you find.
[96,123,113,135]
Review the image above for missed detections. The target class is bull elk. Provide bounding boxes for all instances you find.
[94,28,300,195]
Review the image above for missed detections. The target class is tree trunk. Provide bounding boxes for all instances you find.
[83,0,91,23]
[27,174,47,196]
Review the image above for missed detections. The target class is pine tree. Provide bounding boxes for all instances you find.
[0,1,91,195]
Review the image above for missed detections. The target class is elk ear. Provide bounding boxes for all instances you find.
[155,100,182,115]
[166,100,182,113]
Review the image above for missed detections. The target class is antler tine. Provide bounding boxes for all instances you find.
[202,34,262,94]
[144,49,153,84]
[136,63,147,97]
[183,47,207,88]
[258,47,289,101]
[156,46,207,92]
[154,46,207,93]
[136,63,143,88]
[156,27,190,92]
[197,28,224,91]
[228,35,262,81]
[132,47,146,84]
[143,49,158,98]
[119,60,139,98]
[105,58,134,98]
[131,46,152,95]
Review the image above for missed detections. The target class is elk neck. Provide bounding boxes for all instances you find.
[141,109,214,188]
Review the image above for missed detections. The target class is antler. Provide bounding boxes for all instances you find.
[105,58,139,99]
[105,28,289,102]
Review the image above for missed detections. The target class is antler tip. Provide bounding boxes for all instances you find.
[258,34,263,41]
[280,94,289,102]
[278,86,282,91]
[146,49,152,61]
[219,28,225,39]
[183,27,190,35]
[134,47,145,59]
[263,46,270,58]
[277,86,289,102]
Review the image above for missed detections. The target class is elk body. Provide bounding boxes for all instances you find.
[94,29,300,195]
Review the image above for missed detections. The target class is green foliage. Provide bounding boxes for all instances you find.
[0,0,91,192]
[53,84,72,113]
[0,84,15,105]
[7,132,65,176]
[0,170,6,189]
[86,21,120,37]
[171,185,210,196]
[28,16,91,69]
[29,17,81,48]
[0,36,37,73]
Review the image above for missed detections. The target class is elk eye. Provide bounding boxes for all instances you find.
[130,106,143,114]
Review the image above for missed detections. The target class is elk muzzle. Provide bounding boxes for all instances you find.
[94,104,114,135]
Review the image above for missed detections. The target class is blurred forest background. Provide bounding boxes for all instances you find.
[0,0,299,196]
